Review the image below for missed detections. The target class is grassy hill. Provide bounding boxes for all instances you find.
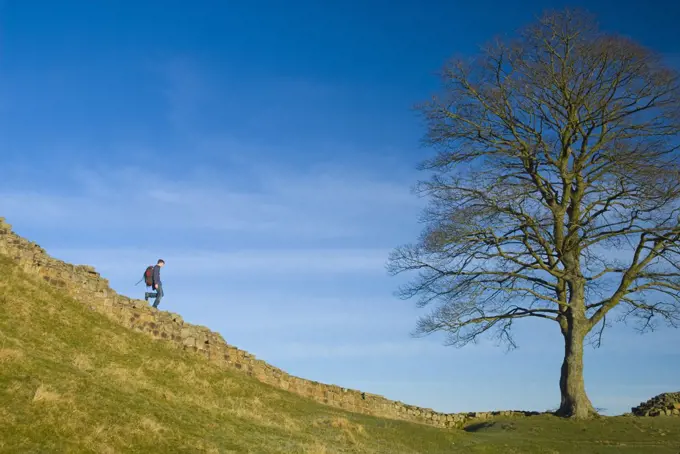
[1,254,679,453]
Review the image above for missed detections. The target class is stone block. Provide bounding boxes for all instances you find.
[183,337,196,348]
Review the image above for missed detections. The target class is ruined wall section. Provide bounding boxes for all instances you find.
[631,393,680,417]
[0,217,535,428]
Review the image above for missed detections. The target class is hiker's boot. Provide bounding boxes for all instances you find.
[144,293,149,301]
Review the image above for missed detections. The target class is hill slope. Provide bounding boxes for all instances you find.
[3,255,680,453]
[0,254,461,453]
[0,216,504,430]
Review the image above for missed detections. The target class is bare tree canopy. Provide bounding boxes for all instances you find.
[388,9,680,419]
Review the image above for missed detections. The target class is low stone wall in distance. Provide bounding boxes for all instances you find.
[631,393,680,417]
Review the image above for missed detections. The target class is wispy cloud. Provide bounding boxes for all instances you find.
[156,57,212,133]
[0,160,421,241]
[255,340,445,360]
[214,305,411,332]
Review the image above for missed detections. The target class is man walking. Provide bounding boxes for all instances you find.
[145,259,165,308]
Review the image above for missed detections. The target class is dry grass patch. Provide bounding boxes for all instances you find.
[164,358,212,375]
[94,329,131,354]
[278,414,302,432]
[143,358,177,374]
[158,388,177,402]
[5,381,23,395]
[100,363,151,391]
[312,416,366,446]
[85,424,109,441]
[96,445,116,454]
[139,416,166,436]
[0,347,23,363]
[178,367,215,392]
[32,384,61,403]
[164,377,220,411]
[303,441,330,454]
[81,423,126,454]
[211,377,241,393]
[2,295,32,319]
[188,439,223,454]
[176,391,220,411]
[314,416,365,434]
[330,416,365,434]
[73,353,94,371]
[225,395,301,433]
[264,411,302,433]
[229,395,266,419]
[0,407,16,424]
[45,304,61,319]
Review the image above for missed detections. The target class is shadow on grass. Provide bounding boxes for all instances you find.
[464,421,522,433]
[464,422,496,432]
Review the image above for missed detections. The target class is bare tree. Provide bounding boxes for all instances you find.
[388,9,680,419]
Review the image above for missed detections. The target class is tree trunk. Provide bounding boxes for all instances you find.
[557,324,596,418]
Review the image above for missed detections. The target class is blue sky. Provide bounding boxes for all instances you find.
[1,0,679,416]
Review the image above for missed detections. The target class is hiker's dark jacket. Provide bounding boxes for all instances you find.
[152,265,162,287]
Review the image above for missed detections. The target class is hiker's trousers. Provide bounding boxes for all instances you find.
[150,284,163,308]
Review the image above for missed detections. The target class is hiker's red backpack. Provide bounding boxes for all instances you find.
[143,266,154,287]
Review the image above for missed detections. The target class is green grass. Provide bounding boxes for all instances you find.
[1,255,678,453]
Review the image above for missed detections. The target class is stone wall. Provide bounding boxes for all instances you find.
[631,392,680,417]
[0,217,537,429]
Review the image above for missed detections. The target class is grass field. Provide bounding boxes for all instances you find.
[1,254,678,453]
